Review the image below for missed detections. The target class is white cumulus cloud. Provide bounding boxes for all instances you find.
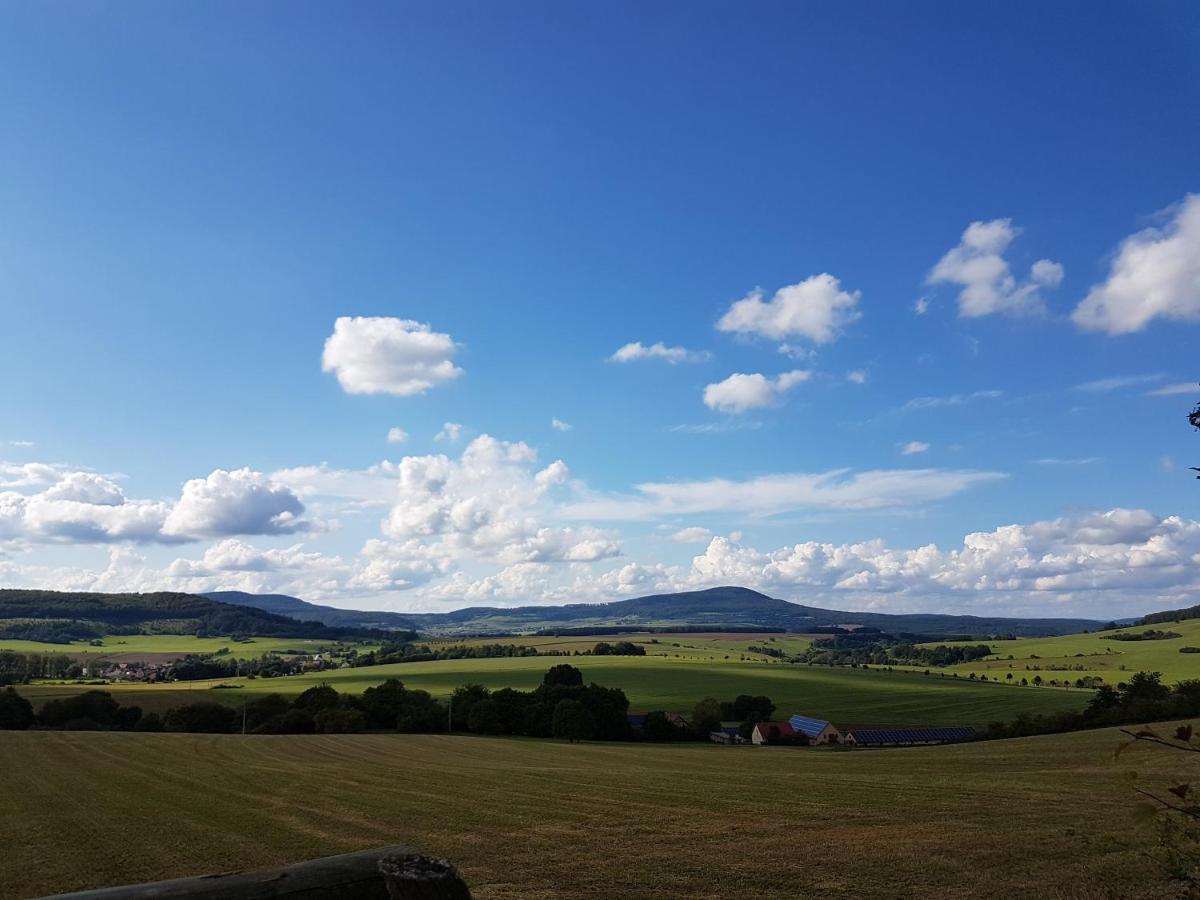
[609,341,711,364]
[928,219,1062,317]
[162,468,310,539]
[717,274,861,345]
[900,441,930,455]
[322,316,462,396]
[1072,194,1200,335]
[703,370,811,413]
[387,427,409,444]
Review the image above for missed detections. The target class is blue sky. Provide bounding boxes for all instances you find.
[1,2,1198,617]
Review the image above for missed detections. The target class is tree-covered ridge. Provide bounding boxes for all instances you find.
[0,590,379,641]
[215,585,1105,638]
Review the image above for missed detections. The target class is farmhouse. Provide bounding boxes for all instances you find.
[788,714,841,744]
[750,721,795,745]
[710,726,743,744]
[843,726,977,747]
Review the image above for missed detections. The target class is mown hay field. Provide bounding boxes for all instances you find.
[16,653,1090,726]
[0,723,1191,899]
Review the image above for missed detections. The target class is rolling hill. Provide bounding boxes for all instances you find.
[203,591,419,631]
[0,590,379,643]
[210,585,1102,638]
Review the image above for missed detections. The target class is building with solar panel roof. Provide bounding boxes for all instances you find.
[787,714,842,744]
[843,725,976,747]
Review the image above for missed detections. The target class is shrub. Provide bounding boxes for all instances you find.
[315,707,366,734]
[163,701,237,734]
[0,687,33,730]
[38,690,122,729]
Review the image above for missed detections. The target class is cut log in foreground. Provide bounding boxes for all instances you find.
[378,856,471,900]
[39,847,471,900]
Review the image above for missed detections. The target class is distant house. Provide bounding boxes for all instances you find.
[788,715,841,744]
[843,726,976,747]
[710,726,742,745]
[750,721,796,745]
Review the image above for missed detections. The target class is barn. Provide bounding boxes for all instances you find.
[843,725,976,747]
[788,714,842,744]
[750,721,795,745]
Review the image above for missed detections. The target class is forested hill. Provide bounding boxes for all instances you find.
[1139,603,1200,625]
[212,585,1102,638]
[0,589,380,643]
[203,591,419,631]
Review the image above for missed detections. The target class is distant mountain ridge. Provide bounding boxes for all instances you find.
[206,586,1104,638]
[203,591,419,631]
[0,589,380,642]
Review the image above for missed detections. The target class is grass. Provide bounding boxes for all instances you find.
[913,618,1200,685]
[0,723,1190,898]
[0,634,374,661]
[428,631,816,660]
[16,653,1090,726]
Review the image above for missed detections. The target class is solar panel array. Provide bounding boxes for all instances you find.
[847,726,976,745]
[788,714,833,737]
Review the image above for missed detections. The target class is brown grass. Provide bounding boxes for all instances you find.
[0,724,1191,899]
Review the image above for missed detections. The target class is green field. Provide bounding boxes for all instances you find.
[913,618,1200,685]
[428,630,817,660]
[16,653,1090,727]
[0,724,1190,898]
[0,634,373,661]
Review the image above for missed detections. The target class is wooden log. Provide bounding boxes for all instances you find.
[39,845,423,899]
[377,856,471,900]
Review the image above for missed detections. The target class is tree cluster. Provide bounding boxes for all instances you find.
[353,641,539,668]
[590,641,646,656]
[800,633,993,668]
[1101,629,1183,642]
[981,672,1200,740]
[448,664,630,742]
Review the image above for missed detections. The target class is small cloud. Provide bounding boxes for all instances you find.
[551,418,572,432]
[927,218,1062,318]
[703,370,811,414]
[5,440,34,448]
[386,427,409,445]
[670,526,712,543]
[669,421,765,435]
[1073,373,1165,393]
[900,441,930,456]
[1034,457,1103,466]
[1147,382,1198,397]
[1160,455,1177,472]
[1072,193,1200,334]
[717,274,862,345]
[321,316,462,396]
[434,422,463,443]
[846,369,868,385]
[778,344,817,361]
[899,390,1003,413]
[609,342,710,364]
[913,297,930,315]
